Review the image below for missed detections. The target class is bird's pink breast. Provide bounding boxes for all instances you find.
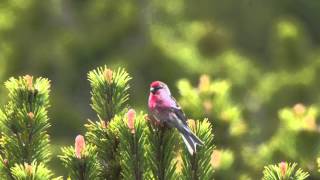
[149,91,172,110]
[148,93,158,110]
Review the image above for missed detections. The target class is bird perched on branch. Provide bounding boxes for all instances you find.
[148,81,204,155]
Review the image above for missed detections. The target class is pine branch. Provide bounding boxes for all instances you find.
[262,162,309,180]
[177,76,247,138]
[85,117,122,179]
[180,119,214,180]
[85,66,131,179]
[0,75,54,178]
[88,66,131,122]
[245,104,319,175]
[59,135,102,180]
[146,116,179,180]
[118,109,149,180]
[176,75,245,178]
[10,161,62,180]
[0,157,15,180]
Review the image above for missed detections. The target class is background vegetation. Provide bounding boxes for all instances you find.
[1,0,320,179]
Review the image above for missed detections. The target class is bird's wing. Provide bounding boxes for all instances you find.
[170,96,188,125]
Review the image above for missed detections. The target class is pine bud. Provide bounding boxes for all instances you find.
[24,163,33,175]
[28,112,34,120]
[24,75,33,91]
[127,109,136,134]
[198,74,210,92]
[304,115,316,131]
[211,150,222,168]
[3,159,8,166]
[187,119,196,130]
[101,120,107,128]
[279,161,287,177]
[293,103,306,116]
[103,68,113,84]
[75,135,86,159]
[203,100,213,114]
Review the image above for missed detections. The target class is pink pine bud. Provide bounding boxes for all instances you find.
[127,109,136,134]
[24,75,33,90]
[3,159,8,166]
[279,161,287,177]
[103,68,113,84]
[75,135,86,159]
[28,112,34,120]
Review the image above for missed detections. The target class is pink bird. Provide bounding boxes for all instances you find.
[148,81,204,155]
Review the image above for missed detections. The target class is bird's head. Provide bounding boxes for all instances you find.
[150,81,171,95]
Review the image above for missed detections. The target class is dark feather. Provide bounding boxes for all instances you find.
[170,95,188,126]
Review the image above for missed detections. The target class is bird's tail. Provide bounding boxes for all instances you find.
[179,126,204,155]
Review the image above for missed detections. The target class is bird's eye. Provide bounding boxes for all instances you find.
[150,86,162,93]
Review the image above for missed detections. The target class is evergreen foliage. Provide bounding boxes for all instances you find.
[177,75,245,178]
[146,116,179,180]
[262,162,309,180]
[85,115,123,179]
[59,136,101,180]
[244,104,320,177]
[88,66,131,122]
[118,109,149,180]
[10,161,61,180]
[3,66,319,179]
[0,75,59,179]
[74,66,216,180]
[1,1,320,178]
[180,119,214,180]
[85,66,131,179]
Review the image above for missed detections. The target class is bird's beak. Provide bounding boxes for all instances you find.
[150,87,155,93]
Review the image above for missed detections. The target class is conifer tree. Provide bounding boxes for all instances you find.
[177,75,245,178]
[118,109,149,180]
[85,66,131,179]
[58,65,216,179]
[0,75,60,179]
[146,115,179,180]
[179,119,214,180]
[59,135,101,179]
[244,104,320,178]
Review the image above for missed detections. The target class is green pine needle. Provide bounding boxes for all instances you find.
[88,66,131,121]
[59,144,102,180]
[0,75,52,178]
[118,111,149,180]
[180,119,215,180]
[85,65,131,179]
[146,118,179,180]
[11,161,62,180]
[85,116,123,179]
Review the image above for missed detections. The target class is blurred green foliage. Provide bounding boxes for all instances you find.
[1,0,320,178]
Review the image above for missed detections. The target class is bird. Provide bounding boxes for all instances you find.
[148,81,204,155]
